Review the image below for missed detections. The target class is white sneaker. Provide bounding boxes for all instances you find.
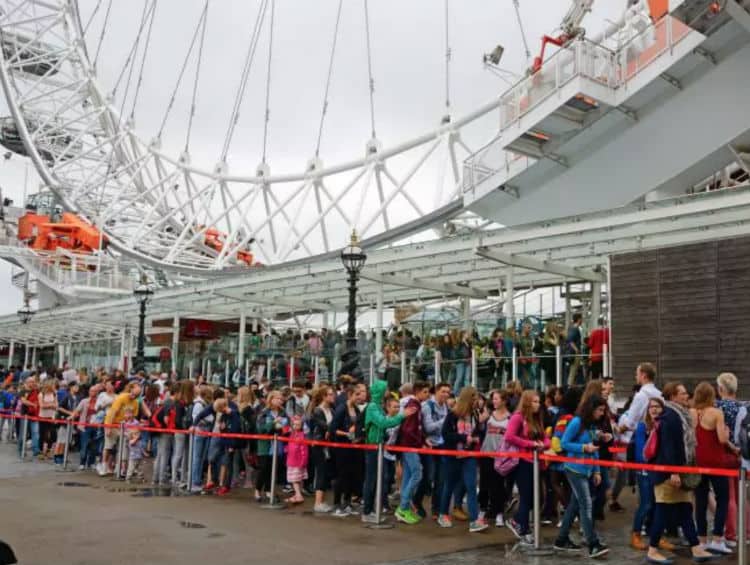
[314,503,333,514]
[332,507,349,518]
[495,515,505,527]
[705,540,732,555]
[78,465,85,471]
[726,540,738,548]
[97,463,107,476]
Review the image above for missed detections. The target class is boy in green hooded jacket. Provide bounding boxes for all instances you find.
[362,380,417,521]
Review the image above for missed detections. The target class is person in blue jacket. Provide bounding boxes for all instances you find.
[553,394,609,559]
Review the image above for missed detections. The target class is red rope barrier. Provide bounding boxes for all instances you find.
[0,413,739,478]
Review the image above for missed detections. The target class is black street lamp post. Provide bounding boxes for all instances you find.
[133,275,154,373]
[340,230,366,378]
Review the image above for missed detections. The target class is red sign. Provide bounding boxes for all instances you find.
[159,348,172,361]
[184,319,215,338]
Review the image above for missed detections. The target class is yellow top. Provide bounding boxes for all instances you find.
[105,392,140,425]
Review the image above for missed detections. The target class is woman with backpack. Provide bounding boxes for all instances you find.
[552,394,609,559]
[645,381,714,565]
[308,385,336,514]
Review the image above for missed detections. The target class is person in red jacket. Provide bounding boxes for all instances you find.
[395,381,431,525]
[588,317,610,380]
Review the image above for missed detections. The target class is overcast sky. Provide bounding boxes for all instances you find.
[0,0,623,315]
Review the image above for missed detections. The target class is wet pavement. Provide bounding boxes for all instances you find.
[0,442,744,565]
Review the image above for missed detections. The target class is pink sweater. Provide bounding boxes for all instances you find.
[286,430,309,468]
[504,412,550,451]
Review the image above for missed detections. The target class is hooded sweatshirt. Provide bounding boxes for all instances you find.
[364,380,405,445]
[397,397,424,448]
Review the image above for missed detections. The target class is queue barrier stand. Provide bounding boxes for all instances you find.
[364,442,393,530]
[20,416,28,461]
[61,420,73,471]
[261,434,284,510]
[186,428,195,491]
[115,422,126,480]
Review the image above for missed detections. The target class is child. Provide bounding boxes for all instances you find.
[124,407,143,482]
[286,415,309,504]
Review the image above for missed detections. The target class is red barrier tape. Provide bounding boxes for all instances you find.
[0,413,739,477]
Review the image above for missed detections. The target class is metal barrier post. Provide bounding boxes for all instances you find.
[62,420,73,471]
[224,359,230,388]
[400,351,406,385]
[434,352,440,386]
[368,354,374,386]
[116,422,126,479]
[365,442,394,529]
[512,346,518,381]
[315,356,321,386]
[20,416,28,460]
[533,450,541,549]
[471,348,478,389]
[261,434,285,509]
[186,429,195,490]
[555,345,562,387]
[603,343,609,378]
[266,356,273,382]
[740,468,747,565]
[289,357,294,387]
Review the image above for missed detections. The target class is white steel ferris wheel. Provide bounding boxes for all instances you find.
[0,0,524,275]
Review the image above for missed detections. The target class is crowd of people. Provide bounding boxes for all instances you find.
[0,360,745,561]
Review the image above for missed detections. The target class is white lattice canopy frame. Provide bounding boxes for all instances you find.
[0,0,503,274]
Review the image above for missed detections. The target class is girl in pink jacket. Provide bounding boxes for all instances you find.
[286,415,309,503]
[504,390,550,543]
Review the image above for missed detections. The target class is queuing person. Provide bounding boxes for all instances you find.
[437,386,488,533]
[414,382,450,519]
[189,385,213,493]
[505,390,549,543]
[479,389,511,527]
[716,372,744,546]
[690,381,732,554]
[308,385,335,513]
[553,393,609,558]
[255,390,288,501]
[330,383,366,517]
[646,381,714,564]
[73,384,102,470]
[631,397,663,551]
[362,380,413,523]
[395,381,430,525]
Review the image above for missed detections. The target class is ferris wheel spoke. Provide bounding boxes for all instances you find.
[313,182,330,253]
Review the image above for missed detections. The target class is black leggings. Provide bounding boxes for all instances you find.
[479,457,511,519]
[255,455,272,493]
[333,447,362,506]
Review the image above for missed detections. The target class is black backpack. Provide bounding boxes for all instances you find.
[739,408,750,461]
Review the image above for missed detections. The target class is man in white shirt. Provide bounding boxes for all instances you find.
[61,363,78,385]
[615,362,662,443]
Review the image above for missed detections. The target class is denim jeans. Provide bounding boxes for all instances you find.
[171,433,188,484]
[191,433,210,488]
[695,474,729,537]
[513,460,534,534]
[633,473,654,533]
[79,428,97,467]
[153,433,173,484]
[415,453,443,514]
[557,470,599,548]
[453,363,469,395]
[399,451,423,511]
[650,502,699,548]
[440,456,479,520]
[17,418,40,457]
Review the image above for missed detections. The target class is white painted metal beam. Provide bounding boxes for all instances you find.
[361,272,487,299]
[476,247,605,282]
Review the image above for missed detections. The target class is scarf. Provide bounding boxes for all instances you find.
[665,400,696,463]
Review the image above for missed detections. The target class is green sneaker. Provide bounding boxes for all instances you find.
[395,507,420,525]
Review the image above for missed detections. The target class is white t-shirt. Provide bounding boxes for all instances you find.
[62,368,78,384]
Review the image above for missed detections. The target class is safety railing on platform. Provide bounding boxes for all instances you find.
[462,14,692,196]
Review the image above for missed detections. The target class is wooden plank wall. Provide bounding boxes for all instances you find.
[611,237,750,395]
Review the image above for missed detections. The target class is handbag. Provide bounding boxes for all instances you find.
[642,422,659,461]
[494,435,520,476]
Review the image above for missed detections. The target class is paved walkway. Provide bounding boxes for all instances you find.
[0,443,742,565]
